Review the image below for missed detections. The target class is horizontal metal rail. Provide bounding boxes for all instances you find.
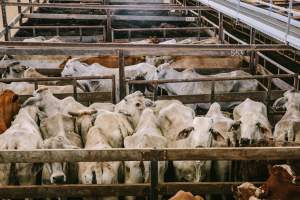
[112,26,216,32]
[0,75,115,83]
[4,2,210,10]
[127,73,296,84]
[0,147,299,163]
[10,25,105,29]
[0,182,263,198]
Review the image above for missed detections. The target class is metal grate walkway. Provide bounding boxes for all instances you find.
[197,0,300,50]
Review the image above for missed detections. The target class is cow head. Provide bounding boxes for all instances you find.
[2,61,28,78]
[273,89,300,110]
[268,164,296,183]
[61,58,89,77]
[41,136,78,184]
[154,63,172,80]
[68,109,97,143]
[176,117,222,148]
[115,91,154,128]
[231,113,272,146]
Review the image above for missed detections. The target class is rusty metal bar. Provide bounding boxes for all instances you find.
[73,78,78,100]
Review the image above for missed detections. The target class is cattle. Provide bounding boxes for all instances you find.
[61,58,156,101]
[23,87,96,141]
[259,164,300,200]
[0,90,20,134]
[234,182,262,200]
[78,110,133,200]
[63,56,145,68]
[169,190,204,200]
[0,104,43,186]
[23,36,63,43]
[39,109,83,185]
[0,81,83,95]
[205,102,235,200]
[232,98,272,146]
[154,63,258,109]
[129,37,160,44]
[273,90,300,142]
[124,108,167,200]
[152,99,183,116]
[169,117,223,183]
[157,102,195,141]
[115,91,154,128]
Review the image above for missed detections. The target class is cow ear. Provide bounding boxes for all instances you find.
[176,127,194,140]
[22,96,41,107]
[210,128,224,142]
[231,121,241,131]
[256,122,270,134]
[12,94,19,103]
[145,99,155,108]
[273,97,288,110]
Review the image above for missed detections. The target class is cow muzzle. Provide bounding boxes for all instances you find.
[52,175,66,184]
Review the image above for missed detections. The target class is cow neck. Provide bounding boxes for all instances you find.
[163,69,184,95]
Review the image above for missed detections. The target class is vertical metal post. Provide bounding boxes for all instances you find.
[285,0,293,43]
[34,80,38,90]
[249,27,256,75]
[33,28,36,37]
[79,27,82,42]
[73,79,78,100]
[17,0,22,25]
[118,50,126,100]
[128,30,131,42]
[293,73,299,90]
[150,159,158,200]
[1,0,9,41]
[210,80,215,104]
[111,75,116,104]
[106,10,112,42]
[29,0,33,13]
[103,26,107,42]
[266,76,272,116]
[218,12,224,43]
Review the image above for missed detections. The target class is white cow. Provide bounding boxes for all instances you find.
[273,90,300,142]
[0,82,83,95]
[0,105,43,186]
[154,63,258,109]
[78,110,133,200]
[23,36,63,43]
[124,108,167,199]
[205,103,235,200]
[232,98,272,146]
[40,113,82,184]
[61,58,156,101]
[23,87,96,139]
[157,102,195,141]
[115,91,154,129]
[169,117,221,182]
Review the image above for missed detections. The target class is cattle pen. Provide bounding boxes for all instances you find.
[0,0,300,199]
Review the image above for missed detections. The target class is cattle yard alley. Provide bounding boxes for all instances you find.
[0,0,300,200]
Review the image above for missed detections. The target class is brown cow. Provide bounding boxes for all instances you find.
[59,55,145,69]
[169,190,204,200]
[0,90,20,134]
[259,165,300,200]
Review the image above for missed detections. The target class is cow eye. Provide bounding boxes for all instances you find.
[156,70,159,73]
[136,102,141,107]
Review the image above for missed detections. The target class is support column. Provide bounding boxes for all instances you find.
[118,50,126,100]
[106,10,112,42]
[249,27,256,74]
[1,0,9,41]
[218,12,224,43]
